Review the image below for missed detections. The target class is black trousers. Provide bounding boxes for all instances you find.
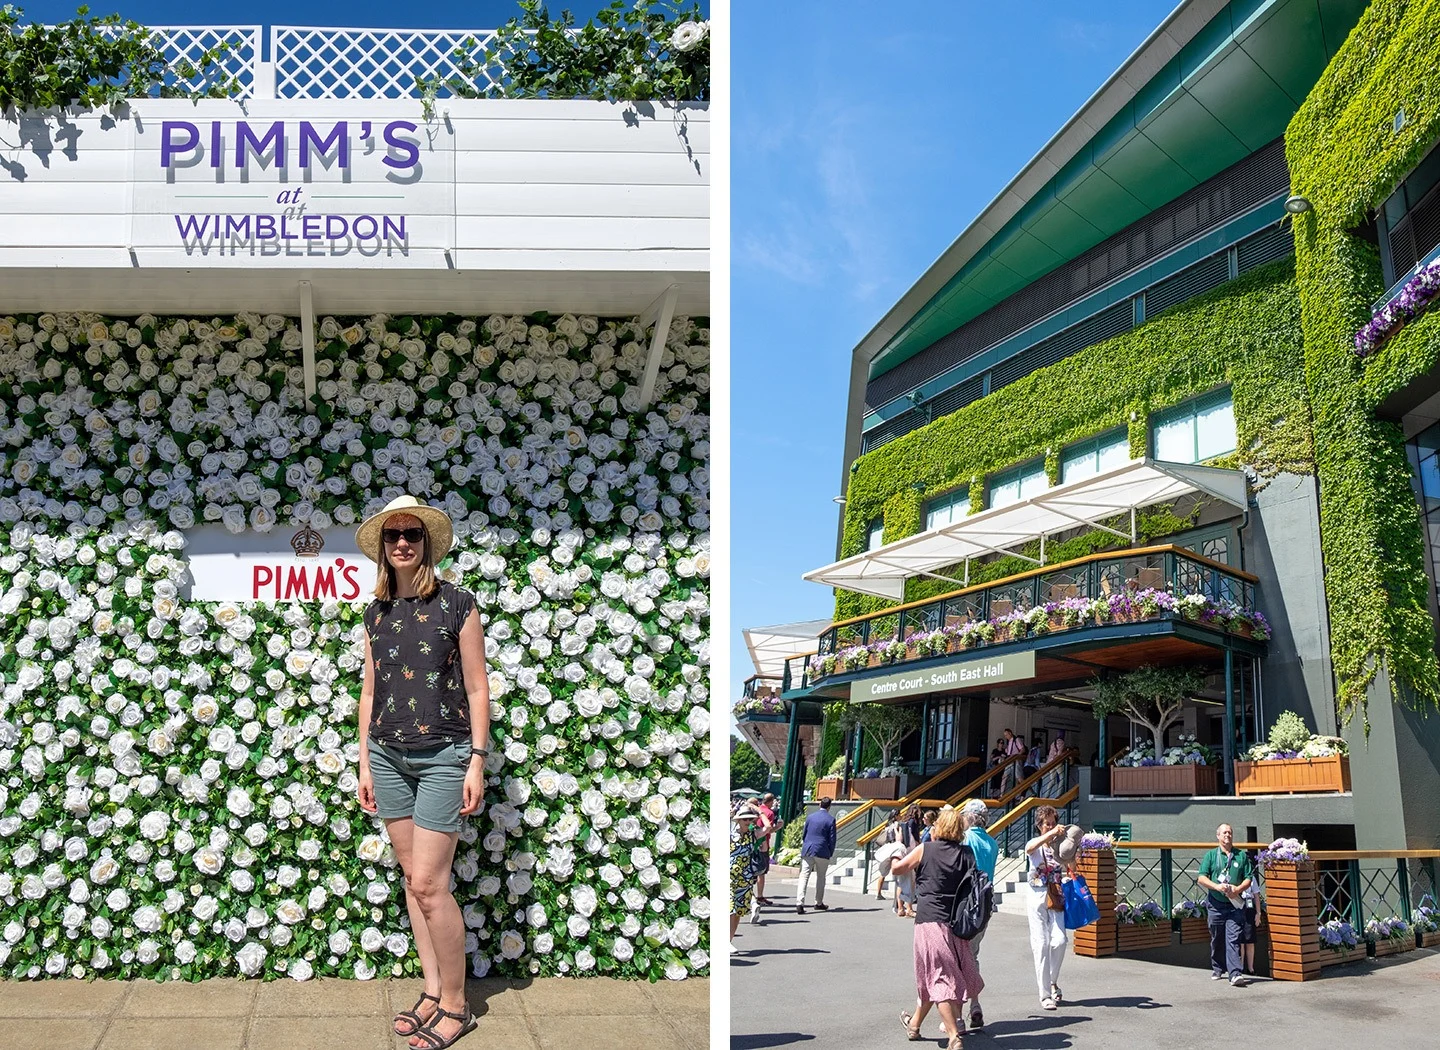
[1207,900,1244,977]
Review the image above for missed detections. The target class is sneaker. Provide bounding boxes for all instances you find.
[728,943,739,956]
[1230,974,1245,987]
[969,1009,984,1030]
[1211,973,1225,980]
[815,903,829,911]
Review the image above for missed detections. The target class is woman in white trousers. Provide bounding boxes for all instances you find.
[1024,805,1069,1010]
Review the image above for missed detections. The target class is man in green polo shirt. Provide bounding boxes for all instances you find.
[1197,823,1254,986]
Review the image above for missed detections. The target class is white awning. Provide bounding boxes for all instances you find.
[804,458,1248,601]
[743,619,833,679]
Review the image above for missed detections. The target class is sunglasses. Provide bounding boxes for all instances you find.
[382,527,426,544]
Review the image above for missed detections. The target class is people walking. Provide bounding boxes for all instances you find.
[1023,738,1043,782]
[1197,823,1254,985]
[875,811,901,900]
[893,807,920,918]
[797,798,837,914]
[893,807,985,1050]
[959,800,998,1030]
[751,793,781,917]
[1024,805,1069,1010]
[354,496,490,1050]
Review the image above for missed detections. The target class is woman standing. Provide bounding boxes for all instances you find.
[356,496,491,1050]
[730,802,767,952]
[894,805,922,918]
[894,808,984,1049]
[1024,805,1069,1011]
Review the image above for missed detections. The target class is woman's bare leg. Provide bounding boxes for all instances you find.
[385,819,442,1032]
[396,824,465,1048]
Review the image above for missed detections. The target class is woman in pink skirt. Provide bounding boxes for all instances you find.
[893,808,984,1048]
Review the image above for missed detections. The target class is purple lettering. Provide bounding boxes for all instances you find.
[160,122,200,168]
[210,121,222,168]
[325,215,348,239]
[382,121,420,170]
[353,215,378,239]
[298,121,348,169]
[255,214,277,240]
[222,215,251,239]
[173,214,211,238]
[302,215,320,239]
[234,121,285,169]
[382,216,406,241]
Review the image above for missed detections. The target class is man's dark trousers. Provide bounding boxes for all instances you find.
[1207,900,1244,977]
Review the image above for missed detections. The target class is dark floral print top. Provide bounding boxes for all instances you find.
[365,581,477,750]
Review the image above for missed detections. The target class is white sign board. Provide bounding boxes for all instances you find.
[184,525,376,602]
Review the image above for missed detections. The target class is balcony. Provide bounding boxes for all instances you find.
[783,544,1267,693]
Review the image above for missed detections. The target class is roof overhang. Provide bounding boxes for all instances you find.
[805,458,1248,600]
[743,619,833,680]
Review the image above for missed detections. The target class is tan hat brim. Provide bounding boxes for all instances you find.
[355,504,454,564]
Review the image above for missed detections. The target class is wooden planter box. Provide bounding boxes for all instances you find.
[1179,916,1209,944]
[1264,861,1320,981]
[1111,763,1219,797]
[1418,930,1440,949]
[814,777,841,801]
[1117,924,1172,952]
[849,776,900,801]
[1072,850,1117,958]
[1371,937,1415,959]
[1320,947,1363,967]
[1234,755,1351,795]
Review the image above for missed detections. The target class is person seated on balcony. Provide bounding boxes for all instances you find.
[1197,823,1254,986]
[894,807,985,1050]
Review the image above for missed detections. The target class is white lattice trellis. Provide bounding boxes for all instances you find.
[107,25,261,98]
[270,26,510,100]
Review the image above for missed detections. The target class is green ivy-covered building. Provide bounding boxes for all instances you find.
[773,0,1440,852]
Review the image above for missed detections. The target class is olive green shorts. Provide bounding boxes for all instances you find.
[367,738,470,833]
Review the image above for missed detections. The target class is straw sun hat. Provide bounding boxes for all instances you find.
[354,495,455,564]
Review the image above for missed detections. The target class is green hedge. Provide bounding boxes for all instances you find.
[1287,0,1440,722]
[837,259,1309,621]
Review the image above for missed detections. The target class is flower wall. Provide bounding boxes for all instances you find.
[0,309,711,982]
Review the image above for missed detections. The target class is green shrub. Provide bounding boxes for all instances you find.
[1268,711,1313,753]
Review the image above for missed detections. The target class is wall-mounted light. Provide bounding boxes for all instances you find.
[832,496,847,505]
[910,482,927,494]
[1284,195,1312,215]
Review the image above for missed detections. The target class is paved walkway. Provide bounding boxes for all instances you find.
[732,881,1440,1048]
[0,975,708,1050]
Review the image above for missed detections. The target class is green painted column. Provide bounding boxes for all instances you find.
[918,698,930,777]
[1222,647,1236,792]
[778,699,802,821]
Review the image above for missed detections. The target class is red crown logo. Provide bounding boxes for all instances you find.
[290,526,325,558]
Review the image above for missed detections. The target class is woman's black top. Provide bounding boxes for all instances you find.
[915,838,978,924]
[365,580,477,749]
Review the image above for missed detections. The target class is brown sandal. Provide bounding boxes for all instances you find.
[393,992,440,1036]
[898,1010,922,1041]
[409,1004,478,1049]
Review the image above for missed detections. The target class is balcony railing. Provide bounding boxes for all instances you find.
[784,545,1264,691]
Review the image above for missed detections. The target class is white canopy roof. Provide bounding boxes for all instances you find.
[805,458,1248,601]
[743,619,834,680]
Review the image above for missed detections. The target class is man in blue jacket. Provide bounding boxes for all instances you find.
[797,798,838,914]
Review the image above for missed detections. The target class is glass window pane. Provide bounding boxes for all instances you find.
[1096,433,1131,472]
[1060,447,1097,485]
[1019,466,1048,499]
[990,477,1021,508]
[1195,397,1236,459]
[867,519,885,550]
[1154,413,1194,462]
[1420,452,1440,502]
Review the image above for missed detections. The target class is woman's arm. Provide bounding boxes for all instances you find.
[891,842,925,877]
[1024,824,1065,855]
[457,606,493,816]
[356,630,376,813]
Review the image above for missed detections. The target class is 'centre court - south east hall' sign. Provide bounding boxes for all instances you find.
[849,651,1038,703]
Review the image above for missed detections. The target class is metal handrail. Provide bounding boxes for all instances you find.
[967,750,1079,811]
[986,786,1081,845]
[937,753,1027,809]
[837,756,978,836]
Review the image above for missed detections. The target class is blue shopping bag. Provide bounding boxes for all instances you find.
[1063,874,1100,930]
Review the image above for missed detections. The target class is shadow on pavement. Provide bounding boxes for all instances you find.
[968,1016,1084,1047]
[1062,996,1170,1009]
[730,1034,817,1048]
[740,947,830,958]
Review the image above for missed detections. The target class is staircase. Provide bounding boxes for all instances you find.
[990,853,1030,915]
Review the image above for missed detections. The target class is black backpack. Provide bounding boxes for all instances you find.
[948,865,994,941]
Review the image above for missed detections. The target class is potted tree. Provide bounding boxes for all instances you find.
[1234,711,1350,794]
[837,703,920,800]
[1091,666,1218,796]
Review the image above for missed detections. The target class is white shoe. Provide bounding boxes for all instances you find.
[1041,998,1057,1011]
[728,943,739,956]
[1230,974,1245,987]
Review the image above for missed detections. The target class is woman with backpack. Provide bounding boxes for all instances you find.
[892,808,985,1050]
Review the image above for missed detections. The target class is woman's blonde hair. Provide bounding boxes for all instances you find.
[372,519,440,600]
[932,807,965,842]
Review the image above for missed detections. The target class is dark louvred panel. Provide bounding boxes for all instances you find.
[925,375,986,420]
[865,137,1289,409]
[1143,254,1230,316]
[1237,223,1294,273]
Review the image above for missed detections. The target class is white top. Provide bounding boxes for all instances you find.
[1027,844,1059,883]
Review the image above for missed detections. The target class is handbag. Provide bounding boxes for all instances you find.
[875,840,904,875]
[1046,880,1065,911]
[1062,875,1100,929]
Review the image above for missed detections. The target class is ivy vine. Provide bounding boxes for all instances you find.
[418,0,709,115]
[0,5,236,112]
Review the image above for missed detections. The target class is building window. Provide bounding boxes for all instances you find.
[990,460,1048,509]
[867,517,885,551]
[1061,428,1131,484]
[1151,389,1235,464]
[928,700,956,764]
[1380,137,1440,288]
[924,487,969,530]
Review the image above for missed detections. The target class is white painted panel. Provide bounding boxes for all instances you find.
[455,151,706,185]
[454,217,708,251]
[0,183,129,212]
[453,183,707,218]
[451,115,707,154]
[0,214,129,247]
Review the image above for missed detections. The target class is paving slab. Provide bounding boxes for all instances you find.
[120,977,257,1018]
[255,977,388,1017]
[0,980,129,1018]
[534,1014,686,1050]
[732,880,1440,1048]
[100,1015,248,1050]
[249,1012,393,1050]
[515,976,660,1016]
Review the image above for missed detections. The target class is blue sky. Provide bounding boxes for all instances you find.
[730,1,1177,702]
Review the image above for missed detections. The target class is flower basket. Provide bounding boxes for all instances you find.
[1116,924,1171,952]
[848,776,900,801]
[1320,946,1362,967]
[1418,930,1440,950]
[814,777,841,801]
[1371,936,1415,959]
[1111,763,1219,797]
[1179,916,1209,944]
[1234,755,1350,795]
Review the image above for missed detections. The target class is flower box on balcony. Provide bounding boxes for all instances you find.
[1116,924,1171,952]
[849,776,900,801]
[1179,917,1209,944]
[1233,755,1350,795]
[814,777,841,801]
[1111,763,1219,797]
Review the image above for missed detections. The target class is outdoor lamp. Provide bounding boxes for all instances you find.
[1284,195,1312,215]
[832,496,847,505]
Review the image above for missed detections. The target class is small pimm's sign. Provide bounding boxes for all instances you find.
[185,526,375,603]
